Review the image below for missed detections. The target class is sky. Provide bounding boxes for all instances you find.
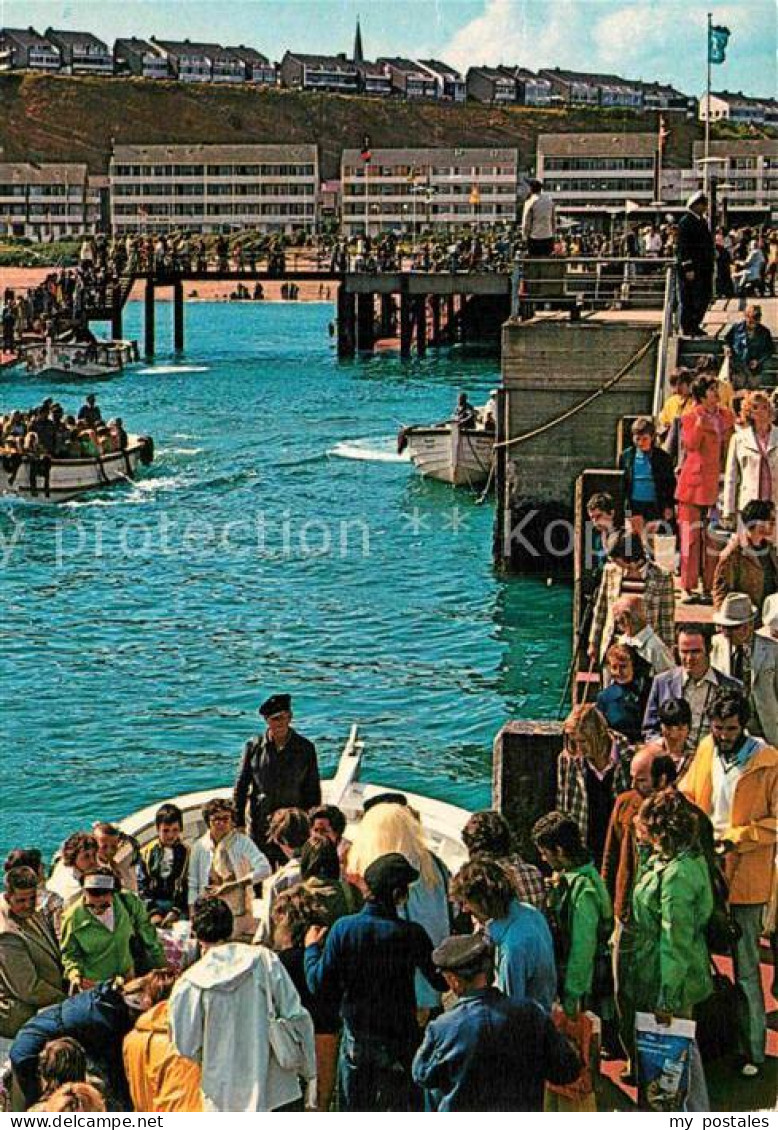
[3,0,774,98]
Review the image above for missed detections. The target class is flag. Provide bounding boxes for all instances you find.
[658,115,670,152]
[708,24,731,64]
[360,134,372,164]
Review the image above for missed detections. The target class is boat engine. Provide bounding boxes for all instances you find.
[139,435,155,465]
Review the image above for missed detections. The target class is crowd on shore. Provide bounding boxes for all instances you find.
[0,672,775,1114]
[2,216,776,351]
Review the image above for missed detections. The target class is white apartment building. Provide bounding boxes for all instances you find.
[537,133,657,221]
[340,147,518,236]
[0,163,102,240]
[109,144,319,234]
[700,92,778,128]
[671,140,778,224]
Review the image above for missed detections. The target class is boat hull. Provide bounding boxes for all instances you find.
[403,424,494,486]
[0,435,151,502]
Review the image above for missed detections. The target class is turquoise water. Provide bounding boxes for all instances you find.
[1,301,570,859]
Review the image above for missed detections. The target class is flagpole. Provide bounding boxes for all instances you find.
[705,11,712,198]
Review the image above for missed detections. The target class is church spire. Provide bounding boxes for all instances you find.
[353,16,364,64]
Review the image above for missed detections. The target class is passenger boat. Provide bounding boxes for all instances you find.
[18,339,139,381]
[397,419,495,487]
[118,725,470,876]
[0,434,154,501]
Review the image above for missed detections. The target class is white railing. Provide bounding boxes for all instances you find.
[652,264,678,417]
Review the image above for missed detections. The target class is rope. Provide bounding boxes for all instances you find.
[475,330,659,504]
[493,331,660,452]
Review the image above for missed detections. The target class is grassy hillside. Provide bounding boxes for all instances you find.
[0,72,713,180]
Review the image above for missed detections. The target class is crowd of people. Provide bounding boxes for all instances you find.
[0,685,775,1113]
[0,395,127,460]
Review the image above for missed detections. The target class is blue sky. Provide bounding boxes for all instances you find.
[4,0,774,97]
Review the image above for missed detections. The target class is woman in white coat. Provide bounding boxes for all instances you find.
[722,391,778,525]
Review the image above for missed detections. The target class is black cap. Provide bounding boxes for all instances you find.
[363,791,408,815]
[432,933,492,974]
[259,693,292,718]
[363,852,419,898]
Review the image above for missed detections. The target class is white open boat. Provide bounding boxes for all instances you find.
[19,339,139,381]
[397,420,495,487]
[0,433,154,501]
[118,725,470,877]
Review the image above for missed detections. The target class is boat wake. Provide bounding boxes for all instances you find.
[159,446,204,456]
[136,365,210,375]
[60,474,189,507]
[329,437,410,464]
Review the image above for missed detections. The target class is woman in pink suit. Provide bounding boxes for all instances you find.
[676,374,734,602]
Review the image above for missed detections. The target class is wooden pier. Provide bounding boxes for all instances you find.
[83,267,513,359]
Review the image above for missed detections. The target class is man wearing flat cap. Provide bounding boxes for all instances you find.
[304,852,446,1112]
[412,933,580,1111]
[677,190,715,337]
[234,694,321,865]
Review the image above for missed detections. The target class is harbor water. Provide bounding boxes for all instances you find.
[1,301,570,858]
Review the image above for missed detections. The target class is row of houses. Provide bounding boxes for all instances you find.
[4,24,775,123]
[2,138,776,241]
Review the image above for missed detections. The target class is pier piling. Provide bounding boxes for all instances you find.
[415,296,427,356]
[356,293,375,353]
[173,280,185,352]
[337,287,356,359]
[144,279,155,358]
[399,291,412,359]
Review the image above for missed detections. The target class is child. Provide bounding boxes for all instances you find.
[619,416,676,538]
[138,804,189,926]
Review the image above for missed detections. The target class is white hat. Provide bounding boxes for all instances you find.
[686,190,708,209]
[758,593,778,636]
[713,591,755,627]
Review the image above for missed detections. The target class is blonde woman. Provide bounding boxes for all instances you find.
[722,390,778,527]
[347,801,450,1018]
[557,704,633,869]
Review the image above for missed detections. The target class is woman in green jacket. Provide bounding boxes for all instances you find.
[60,870,164,990]
[629,789,714,1110]
[532,811,614,1018]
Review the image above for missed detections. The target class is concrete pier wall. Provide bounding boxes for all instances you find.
[496,315,659,573]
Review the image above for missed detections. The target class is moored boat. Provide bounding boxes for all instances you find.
[0,433,154,501]
[18,339,139,381]
[397,419,495,487]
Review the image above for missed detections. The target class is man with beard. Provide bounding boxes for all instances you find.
[234,694,320,867]
[680,689,778,1078]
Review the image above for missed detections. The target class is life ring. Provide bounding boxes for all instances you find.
[139,435,155,466]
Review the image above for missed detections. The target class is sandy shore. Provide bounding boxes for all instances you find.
[0,267,337,304]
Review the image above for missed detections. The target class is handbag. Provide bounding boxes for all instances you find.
[261,951,314,1075]
[694,969,742,1062]
[546,1007,601,1104]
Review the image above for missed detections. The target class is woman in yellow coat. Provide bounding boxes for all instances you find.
[123,988,202,1111]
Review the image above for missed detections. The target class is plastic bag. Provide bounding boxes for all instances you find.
[635,1012,695,1111]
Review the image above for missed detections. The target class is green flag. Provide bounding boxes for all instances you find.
[709,24,731,64]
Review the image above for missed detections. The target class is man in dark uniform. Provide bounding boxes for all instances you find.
[412,934,580,1111]
[234,693,320,867]
[677,190,714,338]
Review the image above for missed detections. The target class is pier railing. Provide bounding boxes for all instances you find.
[652,264,679,417]
[518,255,675,313]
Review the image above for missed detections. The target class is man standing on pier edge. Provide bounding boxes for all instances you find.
[234,694,321,868]
[677,190,715,338]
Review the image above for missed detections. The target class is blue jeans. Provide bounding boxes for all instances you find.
[337,1024,417,1112]
[732,903,767,1065]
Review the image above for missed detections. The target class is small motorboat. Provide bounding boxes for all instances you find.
[397,419,495,487]
[0,434,154,501]
[18,339,139,381]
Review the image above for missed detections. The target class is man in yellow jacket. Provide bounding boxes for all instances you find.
[680,687,778,1077]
